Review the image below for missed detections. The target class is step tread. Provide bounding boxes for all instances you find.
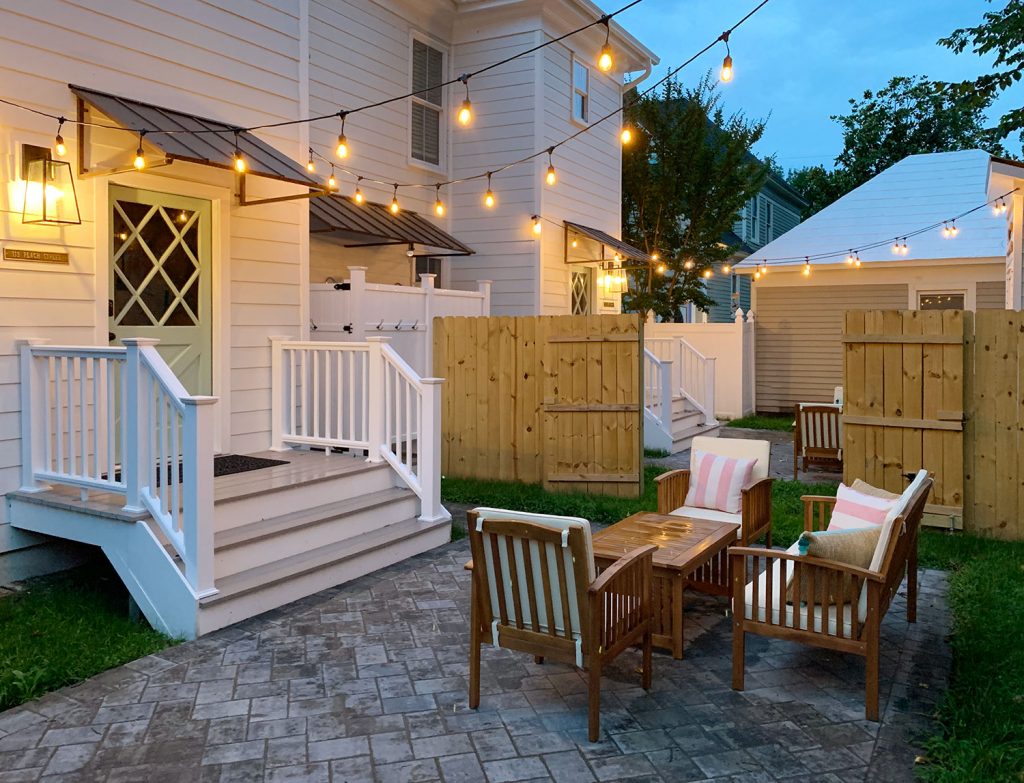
[203,515,447,606]
[214,453,388,505]
[672,422,721,445]
[215,487,417,551]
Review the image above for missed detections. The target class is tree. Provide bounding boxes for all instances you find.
[621,74,768,321]
[786,75,1004,217]
[938,0,1024,156]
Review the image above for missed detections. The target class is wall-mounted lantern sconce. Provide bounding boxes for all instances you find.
[21,144,81,226]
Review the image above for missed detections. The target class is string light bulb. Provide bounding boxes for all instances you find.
[719,32,733,82]
[760,260,768,275]
[722,264,731,274]
[532,215,542,235]
[390,184,400,214]
[597,18,613,72]
[854,255,862,268]
[803,258,811,277]
[656,262,666,275]
[900,239,909,256]
[457,74,473,126]
[545,149,557,186]
[133,131,146,170]
[684,259,695,270]
[177,209,187,224]
[571,239,578,248]
[949,220,959,237]
[327,165,337,191]
[846,250,857,265]
[54,118,66,157]
[434,185,445,217]
[306,148,315,173]
[232,132,246,174]
[336,113,349,159]
[483,172,496,208]
[353,176,364,204]
[620,125,633,145]
[891,240,901,255]
[754,269,761,281]
[993,198,1008,216]
[702,268,713,279]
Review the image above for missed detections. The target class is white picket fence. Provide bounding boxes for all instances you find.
[270,337,445,523]
[18,338,217,595]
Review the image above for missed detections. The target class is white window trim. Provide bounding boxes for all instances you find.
[407,32,448,174]
[570,54,590,128]
[912,287,972,311]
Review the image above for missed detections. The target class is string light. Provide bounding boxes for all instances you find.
[545,148,557,186]
[483,172,496,208]
[597,17,614,72]
[802,258,811,277]
[891,240,901,255]
[754,269,761,280]
[620,125,633,144]
[702,268,713,279]
[306,148,315,173]
[327,164,337,191]
[390,184,400,214]
[719,31,733,82]
[336,112,349,158]
[571,239,578,248]
[353,176,364,203]
[532,215,542,235]
[760,260,768,275]
[854,255,861,268]
[684,259,695,270]
[949,220,959,237]
[722,263,731,274]
[656,262,666,274]
[457,75,473,126]
[845,250,857,265]
[993,198,1008,216]
[434,185,445,217]
[177,209,187,224]
[133,131,146,170]
[232,132,246,173]
[900,239,909,256]
[54,117,66,157]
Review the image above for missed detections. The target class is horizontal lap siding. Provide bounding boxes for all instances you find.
[0,0,302,575]
[754,284,908,412]
[976,280,1005,309]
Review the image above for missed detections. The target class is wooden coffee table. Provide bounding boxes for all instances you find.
[592,511,737,660]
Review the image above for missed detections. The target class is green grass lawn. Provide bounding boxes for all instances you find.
[442,474,1024,781]
[0,560,175,711]
[723,413,794,431]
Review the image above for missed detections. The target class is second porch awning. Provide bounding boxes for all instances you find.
[564,222,654,264]
[309,194,474,256]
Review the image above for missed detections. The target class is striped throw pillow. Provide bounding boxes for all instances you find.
[827,483,900,531]
[684,450,756,514]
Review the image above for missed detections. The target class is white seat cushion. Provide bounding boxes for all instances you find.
[472,507,594,581]
[691,435,771,482]
[868,469,929,573]
[669,505,742,527]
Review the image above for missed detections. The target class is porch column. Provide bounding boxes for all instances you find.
[420,273,436,375]
[269,336,291,451]
[182,395,218,597]
[18,339,50,492]
[418,377,446,523]
[365,336,390,463]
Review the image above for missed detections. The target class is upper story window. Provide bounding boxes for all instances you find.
[411,38,444,166]
[572,56,589,124]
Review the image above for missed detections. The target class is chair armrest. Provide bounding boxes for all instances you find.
[588,544,656,655]
[740,477,773,544]
[727,546,882,583]
[655,469,690,514]
[588,544,657,595]
[801,495,838,532]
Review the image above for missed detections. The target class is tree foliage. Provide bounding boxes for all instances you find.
[786,75,1004,218]
[621,74,767,321]
[938,0,1024,156]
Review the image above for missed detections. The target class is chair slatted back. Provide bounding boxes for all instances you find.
[797,404,843,456]
[468,513,593,662]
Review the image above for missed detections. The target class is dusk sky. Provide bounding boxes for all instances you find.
[622,0,1019,172]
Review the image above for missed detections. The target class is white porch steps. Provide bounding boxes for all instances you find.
[667,395,719,453]
[6,450,450,638]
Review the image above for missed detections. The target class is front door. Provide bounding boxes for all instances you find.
[109,186,212,395]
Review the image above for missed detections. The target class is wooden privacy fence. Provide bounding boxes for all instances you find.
[843,309,1024,541]
[433,314,643,497]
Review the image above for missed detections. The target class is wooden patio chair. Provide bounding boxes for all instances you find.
[466,508,656,742]
[654,436,773,596]
[730,470,933,720]
[794,403,843,479]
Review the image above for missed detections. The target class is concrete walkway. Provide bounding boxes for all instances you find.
[0,539,949,782]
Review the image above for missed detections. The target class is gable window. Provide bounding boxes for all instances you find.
[919,292,965,311]
[411,38,444,166]
[572,56,589,124]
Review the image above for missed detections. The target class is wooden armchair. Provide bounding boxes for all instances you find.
[466,508,655,742]
[794,404,843,478]
[655,436,773,596]
[729,471,932,720]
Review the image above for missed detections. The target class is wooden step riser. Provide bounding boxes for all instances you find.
[214,465,397,529]
[198,519,451,635]
[214,494,420,578]
[672,411,704,430]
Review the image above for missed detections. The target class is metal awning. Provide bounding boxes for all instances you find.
[70,84,320,190]
[564,221,653,263]
[310,194,474,256]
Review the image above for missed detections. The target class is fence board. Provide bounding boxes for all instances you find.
[434,314,642,497]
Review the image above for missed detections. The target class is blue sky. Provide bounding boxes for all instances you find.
[621,0,1018,171]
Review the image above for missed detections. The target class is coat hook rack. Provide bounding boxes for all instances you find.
[376,319,384,330]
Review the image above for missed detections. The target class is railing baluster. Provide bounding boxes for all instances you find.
[170,397,180,532]
[312,347,320,441]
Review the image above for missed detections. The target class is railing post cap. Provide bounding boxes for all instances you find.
[269,335,293,343]
[181,395,219,406]
[121,337,161,346]
[17,338,50,347]
[366,336,392,343]
[421,377,445,385]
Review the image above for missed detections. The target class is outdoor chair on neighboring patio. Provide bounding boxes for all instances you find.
[794,403,843,478]
[730,470,933,720]
[466,508,655,742]
[654,436,773,595]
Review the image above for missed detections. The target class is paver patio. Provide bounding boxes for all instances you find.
[0,537,948,783]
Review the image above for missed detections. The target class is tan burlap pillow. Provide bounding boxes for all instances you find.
[787,526,881,606]
[851,479,900,501]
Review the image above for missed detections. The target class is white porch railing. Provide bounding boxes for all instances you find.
[18,338,217,596]
[270,336,446,523]
[644,336,718,427]
[642,348,673,452]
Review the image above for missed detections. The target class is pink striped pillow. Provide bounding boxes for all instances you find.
[827,483,900,531]
[684,450,756,514]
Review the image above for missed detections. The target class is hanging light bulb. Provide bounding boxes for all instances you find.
[133,131,146,170]
[434,185,445,217]
[854,254,862,268]
[656,262,666,275]
[545,148,557,186]
[949,220,959,237]
[846,250,857,265]
[177,209,187,224]
[719,32,734,82]
[327,165,337,191]
[722,264,731,274]
[54,118,66,157]
[483,172,496,208]
[702,268,713,279]
[457,74,473,126]
[232,132,246,174]
[993,198,1008,216]
[683,259,694,270]
[754,269,761,281]
[353,176,364,204]
[532,215,542,235]
[390,184,400,214]
[571,239,578,248]
[306,148,315,173]
[891,240,901,255]
[597,17,613,72]
[620,125,633,145]
[335,112,349,159]
[802,258,811,277]
[900,239,909,256]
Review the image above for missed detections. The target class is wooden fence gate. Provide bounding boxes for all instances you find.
[433,314,643,497]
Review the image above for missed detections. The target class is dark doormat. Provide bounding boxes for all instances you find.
[213,454,289,478]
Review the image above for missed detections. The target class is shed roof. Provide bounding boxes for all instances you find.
[735,150,1011,271]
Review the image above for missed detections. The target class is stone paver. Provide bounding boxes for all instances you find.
[0,540,948,782]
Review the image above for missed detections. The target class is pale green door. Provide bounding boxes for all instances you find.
[109,186,213,395]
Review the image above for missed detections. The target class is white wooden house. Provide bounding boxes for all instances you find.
[0,0,656,638]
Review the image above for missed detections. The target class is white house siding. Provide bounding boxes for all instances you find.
[0,0,306,579]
